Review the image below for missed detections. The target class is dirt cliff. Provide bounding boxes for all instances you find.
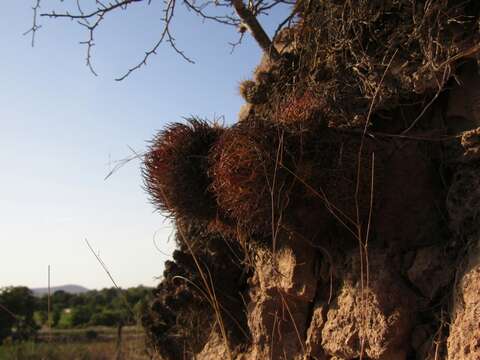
[142,1,480,359]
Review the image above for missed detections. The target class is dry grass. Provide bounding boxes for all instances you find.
[0,337,152,360]
[250,0,480,129]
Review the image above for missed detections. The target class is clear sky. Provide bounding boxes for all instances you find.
[0,1,287,289]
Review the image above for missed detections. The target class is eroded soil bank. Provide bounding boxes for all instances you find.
[142,1,480,359]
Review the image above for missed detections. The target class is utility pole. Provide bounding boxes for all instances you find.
[47,265,52,340]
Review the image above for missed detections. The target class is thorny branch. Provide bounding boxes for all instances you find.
[23,0,42,47]
[29,0,295,80]
[116,0,196,81]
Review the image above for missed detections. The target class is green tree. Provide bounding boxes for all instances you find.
[57,310,73,329]
[70,305,92,327]
[33,311,47,327]
[90,309,126,327]
[50,290,73,308]
[51,306,63,327]
[0,287,38,343]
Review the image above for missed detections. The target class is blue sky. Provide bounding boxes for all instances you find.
[0,1,288,289]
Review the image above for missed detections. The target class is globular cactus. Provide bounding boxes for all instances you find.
[143,118,223,222]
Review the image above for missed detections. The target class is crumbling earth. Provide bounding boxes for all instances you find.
[142,1,480,359]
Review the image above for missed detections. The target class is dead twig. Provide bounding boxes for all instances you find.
[23,0,42,47]
[84,239,135,318]
[35,0,290,79]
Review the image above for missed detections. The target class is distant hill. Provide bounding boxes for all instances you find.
[31,284,89,297]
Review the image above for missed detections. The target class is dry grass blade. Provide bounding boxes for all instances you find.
[278,291,305,355]
[174,226,233,360]
[84,239,135,318]
[151,187,235,360]
[104,146,145,181]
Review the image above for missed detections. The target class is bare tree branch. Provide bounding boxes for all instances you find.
[229,30,246,54]
[23,0,42,47]
[183,0,239,26]
[255,0,295,15]
[78,17,101,76]
[40,0,144,20]
[33,0,293,79]
[116,0,195,81]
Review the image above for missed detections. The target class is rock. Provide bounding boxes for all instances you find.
[304,303,328,360]
[407,246,453,300]
[253,241,317,300]
[247,289,310,359]
[446,62,480,133]
[246,235,318,359]
[321,251,416,360]
[375,140,444,250]
[446,130,480,233]
[410,324,431,352]
[197,332,231,360]
[445,130,480,360]
[461,127,480,161]
[447,238,480,359]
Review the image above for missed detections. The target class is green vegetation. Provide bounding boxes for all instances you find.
[0,286,152,345]
[37,286,151,329]
[0,287,38,344]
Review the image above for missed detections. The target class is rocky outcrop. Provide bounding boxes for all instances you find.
[306,251,416,360]
[245,236,317,359]
[142,2,480,359]
[447,240,480,360]
[446,128,480,360]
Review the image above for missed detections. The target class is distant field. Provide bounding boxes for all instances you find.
[0,327,152,360]
[36,325,144,342]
